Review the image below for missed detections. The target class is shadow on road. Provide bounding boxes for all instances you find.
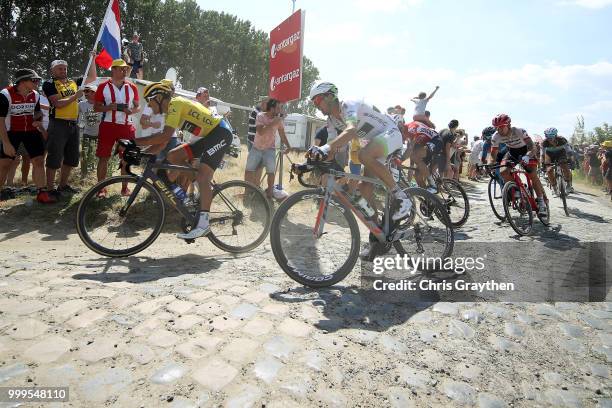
[568,207,609,224]
[70,254,224,284]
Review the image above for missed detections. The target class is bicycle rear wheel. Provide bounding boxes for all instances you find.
[393,188,454,270]
[206,180,272,253]
[76,176,165,257]
[270,189,360,288]
[502,181,533,236]
[558,175,569,216]
[488,177,506,221]
[438,178,470,228]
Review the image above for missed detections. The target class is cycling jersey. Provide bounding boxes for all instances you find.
[0,86,41,132]
[332,100,399,140]
[327,100,403,157]
[491,127,531,150]
[404,121,440,144]
[541,136,568,155]
[165,96,223,136]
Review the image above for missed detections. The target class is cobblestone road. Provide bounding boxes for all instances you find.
[0,179,610,407]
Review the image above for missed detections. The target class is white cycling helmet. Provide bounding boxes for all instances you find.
[309,81,338,100]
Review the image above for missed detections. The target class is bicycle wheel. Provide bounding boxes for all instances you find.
[537,197,551,226]
[558,175,569,216]
[488,177,506,221]
[270,189,360,288]
[438,178,470,228]
[205,180,272,253]
[393,188,454,270]
[502,181,533,236]
[76,176,165,257]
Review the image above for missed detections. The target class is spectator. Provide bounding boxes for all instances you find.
[586,145,601,185]
[0,69,54,202]
[247,97,267,152]
[94,59,139,196]
[468,136,484,181]
[78,83,102,172]
[245,97,267,190]
[438,119,460,178]
[195,87,218,114]
[126,33,144,79]
[602,141,612,197]
[244,98,291,198]
[411,86,439,128]
[43,59,97,196]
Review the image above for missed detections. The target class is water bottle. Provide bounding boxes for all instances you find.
[170,184,187,201]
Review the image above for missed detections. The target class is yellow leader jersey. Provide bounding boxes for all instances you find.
[165,96,222,136]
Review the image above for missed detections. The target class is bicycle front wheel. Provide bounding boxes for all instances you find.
[76,176,165,257]
[488,177,506,221]
[502,181,533,236]
[270,189,360,288]
[438,178,470,228]
[393,188,454,269]
[207,180,272,253]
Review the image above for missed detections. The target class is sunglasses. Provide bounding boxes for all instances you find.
[312,94,324,106]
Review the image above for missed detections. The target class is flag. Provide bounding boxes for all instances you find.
[94,0,122,69]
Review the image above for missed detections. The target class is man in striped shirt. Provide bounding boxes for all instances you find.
[245,96,268,183]
[94,59,140,196]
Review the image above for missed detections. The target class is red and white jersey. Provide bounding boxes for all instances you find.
[0,86,41,132]
[404,121,439,144]
[94,79,139,125]
[492,127,531,150]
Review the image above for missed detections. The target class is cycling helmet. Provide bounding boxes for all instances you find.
[492,113,511,128]
[309,81,338,100]
[143,80,174,101]
[544,127,558,139]
[482,126,496,138]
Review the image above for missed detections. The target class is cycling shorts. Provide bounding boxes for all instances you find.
[183,123,233,170]
[503,146,537,173]
[368,128,403,163]
[544,149,567,163]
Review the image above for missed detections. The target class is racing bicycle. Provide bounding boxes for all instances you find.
[76,142,272,257]
[271,158,454,288]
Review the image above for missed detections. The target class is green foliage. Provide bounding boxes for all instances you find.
[1,0,320,135]
[571,116,612,146]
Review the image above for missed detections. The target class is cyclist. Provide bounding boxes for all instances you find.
[489,113,547,216]
[541,127,573,195]
[403,120,443,193]
[307,81,412,221]
[129,80,233,240]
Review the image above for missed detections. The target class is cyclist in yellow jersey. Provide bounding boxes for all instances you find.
[132,81,233,239]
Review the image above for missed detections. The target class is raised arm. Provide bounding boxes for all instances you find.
[427,86,440,101]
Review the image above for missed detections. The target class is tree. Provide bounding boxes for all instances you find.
[591,123,612,144]
[1,0,321,137]
[571,115,585,145]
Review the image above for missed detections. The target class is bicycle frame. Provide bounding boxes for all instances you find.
[313,169,392,243]
[121,154,236,228]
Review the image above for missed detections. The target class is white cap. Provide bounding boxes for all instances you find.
[50,60,68,69]
[196,87,209,94]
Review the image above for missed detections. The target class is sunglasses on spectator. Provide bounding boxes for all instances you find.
[312,94,324,105]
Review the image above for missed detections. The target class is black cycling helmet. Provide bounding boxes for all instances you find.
[482,126,496,138]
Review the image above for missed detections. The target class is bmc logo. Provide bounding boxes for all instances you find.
[206,140,227,157]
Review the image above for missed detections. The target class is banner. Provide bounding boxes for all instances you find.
[269,9,304,103]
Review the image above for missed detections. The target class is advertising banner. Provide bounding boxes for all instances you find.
[269,10,305,102]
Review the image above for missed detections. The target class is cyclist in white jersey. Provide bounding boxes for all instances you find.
[307,81,412,221]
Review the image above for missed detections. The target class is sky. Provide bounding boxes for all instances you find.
[197,0,612,139]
